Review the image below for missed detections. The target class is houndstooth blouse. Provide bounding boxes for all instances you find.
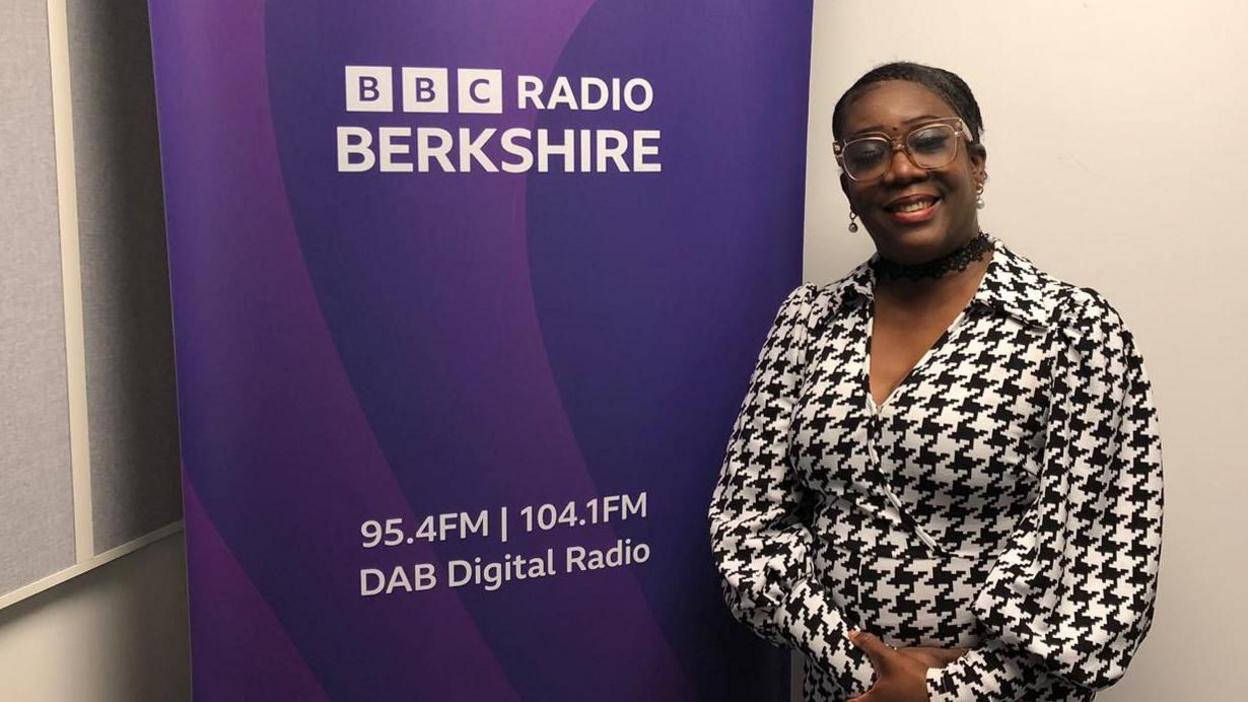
[708,235,1163,702]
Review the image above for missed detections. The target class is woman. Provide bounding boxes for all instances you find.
[707,62,1163,702]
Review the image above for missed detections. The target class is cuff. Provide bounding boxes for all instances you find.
[923,641,1041,702]
[926,665,970,702]
[776,577,875,698]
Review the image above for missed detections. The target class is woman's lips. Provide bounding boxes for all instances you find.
[885,196,941,225]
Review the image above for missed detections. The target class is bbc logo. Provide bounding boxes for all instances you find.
[345,66,502,114]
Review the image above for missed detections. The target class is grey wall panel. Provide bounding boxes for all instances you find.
[0,0,78,594]
[67,0,181,553]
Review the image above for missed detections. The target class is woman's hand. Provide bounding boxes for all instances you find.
[845,630,968,702]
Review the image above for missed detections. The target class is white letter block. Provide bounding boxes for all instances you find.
[402,67,449,113]
[457,68,503,114]
[345,65,393,112]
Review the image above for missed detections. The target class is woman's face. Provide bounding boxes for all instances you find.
[838,80,987,265]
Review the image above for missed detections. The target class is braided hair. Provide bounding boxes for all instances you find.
[832,62,985,143]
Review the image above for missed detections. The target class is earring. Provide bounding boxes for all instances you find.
[975,182,985,210]
[848,210,859,233]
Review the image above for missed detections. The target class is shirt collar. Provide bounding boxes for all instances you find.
[830,234,1055,329]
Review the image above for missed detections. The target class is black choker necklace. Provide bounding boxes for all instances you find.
[871,232,992,281]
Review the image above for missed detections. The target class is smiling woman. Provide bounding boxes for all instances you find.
[708,62,1163,702]
[833,70,986,268]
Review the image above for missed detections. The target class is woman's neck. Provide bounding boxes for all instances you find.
[873,234,994,308]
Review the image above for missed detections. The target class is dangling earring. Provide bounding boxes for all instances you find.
[848,210,859,233]
[975,181,986,210]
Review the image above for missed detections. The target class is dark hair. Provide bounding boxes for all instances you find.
[832,62,984,143]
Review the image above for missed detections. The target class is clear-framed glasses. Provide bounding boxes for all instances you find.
[833,117,972,182]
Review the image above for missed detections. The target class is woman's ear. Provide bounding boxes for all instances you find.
[969,142,988,179]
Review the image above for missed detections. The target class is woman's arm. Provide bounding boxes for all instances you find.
[924,290,1164,701]
[708,283,877,698]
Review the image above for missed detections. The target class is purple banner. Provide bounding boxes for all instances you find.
[149,1,812,699]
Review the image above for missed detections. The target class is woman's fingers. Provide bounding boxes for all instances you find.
[846,634,949,702]
[940,646,969,664]
[846,686,880,702]
[847,629,896,675]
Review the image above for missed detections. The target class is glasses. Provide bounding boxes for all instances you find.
[833,118,972,182]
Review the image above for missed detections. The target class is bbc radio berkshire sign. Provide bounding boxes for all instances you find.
[148,1,814,700]
[339,67,661,174]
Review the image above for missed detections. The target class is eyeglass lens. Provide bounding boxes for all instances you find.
[842,124,959,181]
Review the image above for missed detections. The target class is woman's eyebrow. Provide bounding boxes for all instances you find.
[848,114,949,137]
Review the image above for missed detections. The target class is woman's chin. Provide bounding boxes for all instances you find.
[872,224,954,263]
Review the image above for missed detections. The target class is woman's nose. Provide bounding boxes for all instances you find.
[882,144,925,185]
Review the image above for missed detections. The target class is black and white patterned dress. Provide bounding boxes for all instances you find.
[708,235,1163,701]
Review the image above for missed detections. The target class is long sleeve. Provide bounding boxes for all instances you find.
[927,291,1164,701]
[708,284,876,697]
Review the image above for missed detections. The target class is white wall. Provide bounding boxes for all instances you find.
[0,534,191,702]
[805,0,1247,699]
